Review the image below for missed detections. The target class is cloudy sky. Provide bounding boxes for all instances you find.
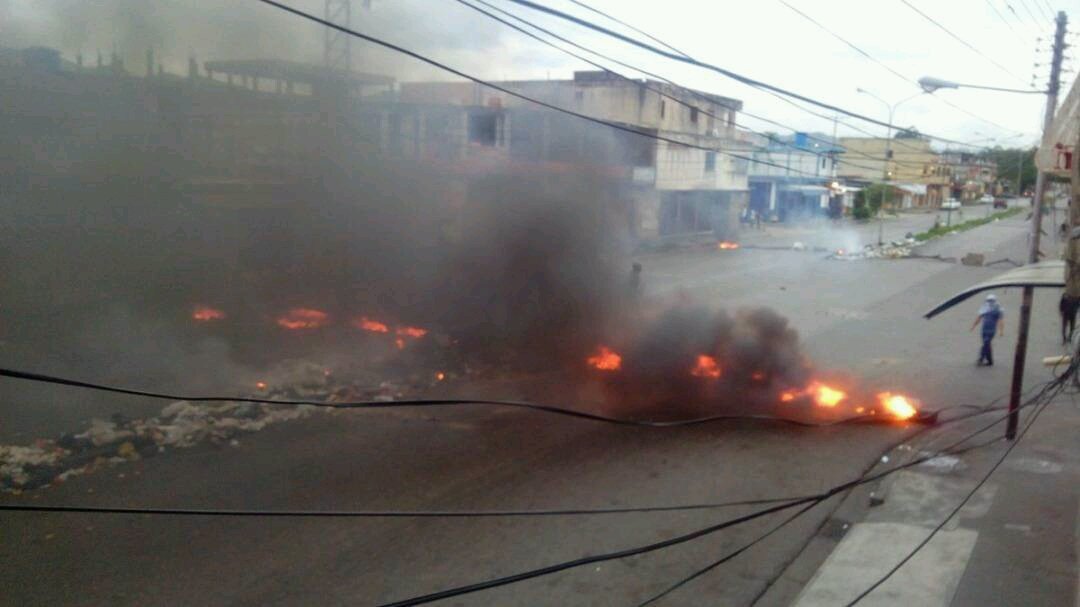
[3,0,1072,147]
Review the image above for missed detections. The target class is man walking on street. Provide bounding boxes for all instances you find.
[1060,293,1079,344]
[971,294,1004,366]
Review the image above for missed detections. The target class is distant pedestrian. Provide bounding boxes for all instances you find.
[626,262,642,300]
[971,294,1004,366]
[753,209,762,230]
[1060,293,1079,344]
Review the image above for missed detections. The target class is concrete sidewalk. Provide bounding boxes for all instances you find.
[798,394,1078,607]
[759,391,1080,607]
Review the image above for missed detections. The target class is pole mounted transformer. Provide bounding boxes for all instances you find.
[324,0,371,73]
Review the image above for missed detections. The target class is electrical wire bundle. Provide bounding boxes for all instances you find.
[1,345,1074,606]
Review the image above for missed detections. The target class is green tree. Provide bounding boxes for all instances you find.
[894,127,922,140]
[978,146,1037,194]
[854,183,891,219]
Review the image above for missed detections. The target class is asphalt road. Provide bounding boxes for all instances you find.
[1,208,1068,606]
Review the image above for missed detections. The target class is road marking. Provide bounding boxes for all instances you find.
[793,522,977,607]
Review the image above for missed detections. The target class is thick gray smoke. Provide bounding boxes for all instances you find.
[602,305,813,417]
[0,0,819,436]
[1,0,558,80]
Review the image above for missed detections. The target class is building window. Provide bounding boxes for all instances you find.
[821,156,827,169]
[690,107,699,123]
[574,90,584,104]
[705,151,716,172]
[660,101,665,118]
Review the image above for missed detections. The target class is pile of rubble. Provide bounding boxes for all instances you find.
[0,361,439,493]
[818,236,918,261]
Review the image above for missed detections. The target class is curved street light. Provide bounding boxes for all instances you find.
[918,76,1045,95]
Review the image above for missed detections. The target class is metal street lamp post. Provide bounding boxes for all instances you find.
[856,88,924,245]
[918,11,1067,440]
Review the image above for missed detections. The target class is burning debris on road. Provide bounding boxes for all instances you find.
[276,308,330,330]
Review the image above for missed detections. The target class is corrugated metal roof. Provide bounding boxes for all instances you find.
[924,260,1065,318]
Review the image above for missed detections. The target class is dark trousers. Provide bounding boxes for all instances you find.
[979,332,994,365]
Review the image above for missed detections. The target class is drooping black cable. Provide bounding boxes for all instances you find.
[372,389,1057,607]
[778,0,1027,136]
[565,0,691,59]
[843,397,1053,605]
[634,373,1067,606]
[898,0,1032,85]
[841,338,1080,604]
[495,0,994,158]
[0,495,807,519]
[0,366,930,428]
[500,0,980,146]
[251,0,830,178]
[454,0,934,176]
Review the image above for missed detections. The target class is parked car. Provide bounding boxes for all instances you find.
[941,199,961,210]
[979,194,994,204]
[993,198,1008,209]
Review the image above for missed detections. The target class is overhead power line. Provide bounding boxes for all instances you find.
[984,0,1031,43]
[250,0,851,178]
[0,495,807,519]
[898,0,1032,85]
[501,0,976,146]
[778,0,1026,137]
[454,0,899,175]
[636,362,1074,605]
[637,437,1005,606]
[476,0,970,170]
[844,395,1054,604]
[373,389,1058,607]
[1019,0,1049,23]
[565,0,690,58]
[552,0,997,157]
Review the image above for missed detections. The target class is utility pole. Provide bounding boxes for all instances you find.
[324,0,354,73]
[1006,10,1067,440]
[1068,127,1080,301]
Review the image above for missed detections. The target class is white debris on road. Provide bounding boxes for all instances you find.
[0,361,434,493]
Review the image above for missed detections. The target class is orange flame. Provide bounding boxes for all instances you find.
[396,326,428,339]
[780,391,797,403]
[587,346,622,371]
[717,241,740,250]
[395,338,406,350]
[878,392,917,420]
[353,316,389,333]
[751,371,766,381]
[810,381,846,408]
[192,306,225,321]
[436,371,446,381]
[255,381,267,390]
[277,308,329,330]
[690,355,722,379]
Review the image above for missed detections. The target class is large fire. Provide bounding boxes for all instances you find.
[276,308,329,330]
[192,306,225,321]
[717,241,740,250]
[778,381,847,408]
[810,381,846,408]
[587,346,622,371]
[878,392,918,420]
[690,355,722,379]
[354,316,389,333]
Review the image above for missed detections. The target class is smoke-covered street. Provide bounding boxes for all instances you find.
[5,0,1077,604]
[3,209,1065,606]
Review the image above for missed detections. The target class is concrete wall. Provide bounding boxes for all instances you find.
[838,137,949,186]
[399,76,741,140]
[749,149,836,179]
